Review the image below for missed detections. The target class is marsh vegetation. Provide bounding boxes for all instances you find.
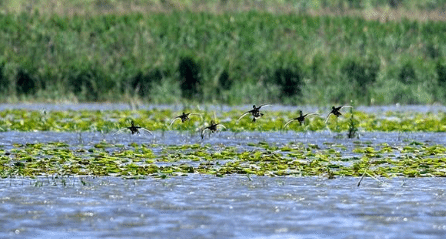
[0,106,445,179]
[0,0,445,105]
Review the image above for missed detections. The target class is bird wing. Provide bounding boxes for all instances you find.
[257,104,270,109]
[305,113,319,117]
[125,126,140,134]
[325,113,333,124]
[200,127,209,139]
[169,117,181,126]
[188,113,203,120]
[113,128,130,135]
[237,111,251,122]
[283,119,296,128]
[140,128,153,135]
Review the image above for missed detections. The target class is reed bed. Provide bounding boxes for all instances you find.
[0,0,445,105]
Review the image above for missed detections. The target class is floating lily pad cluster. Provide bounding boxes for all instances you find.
[1,140,446,178]
[1,109,446,179]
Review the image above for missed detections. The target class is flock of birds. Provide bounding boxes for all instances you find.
[124,105,353,139]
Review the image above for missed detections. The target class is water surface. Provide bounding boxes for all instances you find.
[1,104,446,238]
[1,176,446,238]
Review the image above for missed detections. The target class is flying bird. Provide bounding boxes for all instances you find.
[325,105,352,123]
[125,120,153,135]
[284,110,319,128]
[200,120,226,139]
[237,104,270,122]
[170,112,202,126]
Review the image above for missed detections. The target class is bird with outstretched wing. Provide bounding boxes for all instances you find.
[325,105,352,123]
[237,104,270,122]
[284,110,319,128]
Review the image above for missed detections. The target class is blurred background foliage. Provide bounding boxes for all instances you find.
[0,0,445,105]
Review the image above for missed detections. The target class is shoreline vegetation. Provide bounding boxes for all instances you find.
[3,0,446,21]
[0,0,446,105]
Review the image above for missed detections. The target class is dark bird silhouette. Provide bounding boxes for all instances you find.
[200,120,226,139]
[325,105,352,123]
[284,110,319,128]
[127,121,141,134]
[170,112,202,126]
[237,104,270,122]
[126,120,153,135]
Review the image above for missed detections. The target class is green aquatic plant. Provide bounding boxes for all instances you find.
[0,108,446,133]
[347,107,358,139]
[1,139,446,179]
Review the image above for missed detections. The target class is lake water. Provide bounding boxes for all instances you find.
[1,176,446,238]
[1,104,446,238]
[0,130,446,238]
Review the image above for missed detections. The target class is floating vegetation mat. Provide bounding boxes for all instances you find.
[0,109,446,132]
[2,138,446,178]
[1,108,446,179]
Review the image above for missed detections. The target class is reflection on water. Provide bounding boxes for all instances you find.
[1,176,446,238]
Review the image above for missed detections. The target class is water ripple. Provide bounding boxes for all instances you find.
[1,176,446,238]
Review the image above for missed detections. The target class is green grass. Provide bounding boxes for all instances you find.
[2,0,446,15]
[0,1,446,104]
